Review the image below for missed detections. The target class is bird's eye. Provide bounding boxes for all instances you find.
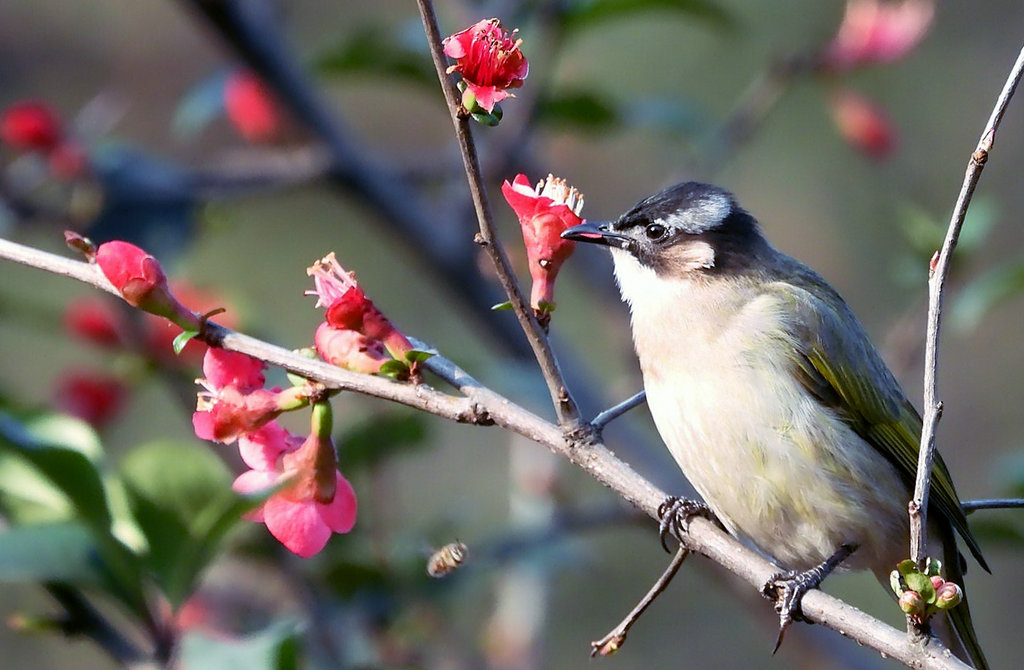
[645,223,667,240]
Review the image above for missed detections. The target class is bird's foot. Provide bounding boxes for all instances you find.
[760,543,856,653]
[656,496,719,552]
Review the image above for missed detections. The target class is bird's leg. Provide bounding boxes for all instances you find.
[761,543,857,653]
[656,496,720,552]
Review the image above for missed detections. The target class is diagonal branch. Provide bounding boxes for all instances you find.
[415,0,583,430]
[0,236,969,668]
[910,43,1024,565]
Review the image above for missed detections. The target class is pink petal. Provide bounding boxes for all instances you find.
[238,421,298,470]
[263,496,332,558]
[467,84,508,114]
[318,473,358,533]
[202,347,266,392]
[232,469,279,522]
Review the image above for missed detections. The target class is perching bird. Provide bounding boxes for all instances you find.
[562,182,988,668]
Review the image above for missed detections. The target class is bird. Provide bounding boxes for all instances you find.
[561,182,988,668]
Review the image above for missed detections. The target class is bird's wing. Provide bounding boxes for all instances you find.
[767,280,987,570]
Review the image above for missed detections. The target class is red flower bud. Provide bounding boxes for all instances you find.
[443,18,529,113]
[1,102,62,152]
[898,589,925,616]
[934,582,963,610]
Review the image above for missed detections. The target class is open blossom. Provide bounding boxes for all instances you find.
[233,407,357,558]
[443,18,528,113]
[820,0,934,71]
[307,253,412,360]
[193,348,307,444]
[501,173,584,317]
[828,88,896,159]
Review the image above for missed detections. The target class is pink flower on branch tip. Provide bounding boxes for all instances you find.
[443,18,529,113]
[306,253,413,361]
[193,348,309,444]
[90,239,202,332]
[501,173,584,321]
[232,405,356,558]
[828,88,896,160]
[820,0,934,72]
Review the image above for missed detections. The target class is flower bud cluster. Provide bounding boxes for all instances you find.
[889,558,963,624]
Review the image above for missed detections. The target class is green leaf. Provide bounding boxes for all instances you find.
[337,413,429,470]
[404,349,435,364]
[470,111,500,127]
[378,360,410,379]
[314,26,434,85]
[0,412,111,532]
[951,252,1024,331]
[898,560,935,602]
[537,90,619,131]
[536,300,557,313]
[491,301,514,311]
[173,329,201,355]
[179,621,302,670]
[119,440,253,607]
[0,453,74,523]
[0,522,104,584]
[559,0,734,30]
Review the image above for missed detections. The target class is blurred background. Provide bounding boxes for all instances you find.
[1,1,1023,668]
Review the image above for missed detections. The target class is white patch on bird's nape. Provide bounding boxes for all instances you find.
[658,192,732,233]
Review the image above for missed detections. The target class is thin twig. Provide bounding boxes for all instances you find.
[415,0,583,431]
[910,43,1024,566]
[591,391,647,434]
[962,498,1024,513]
[0,237,970,669]
[590,547,688,657]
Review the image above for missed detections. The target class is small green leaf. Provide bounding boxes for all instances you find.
[536,300,557,313]
[491,301,514,311]
[405,349,435,364]
[898,561,935,602]
[314,26,434,85]
[173,330,200,355]
[378,360,410,379]
[470,111,500,127]
[537,90,618,130]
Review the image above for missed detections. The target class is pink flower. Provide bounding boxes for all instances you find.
[1,102,62,152]
[828,88,896,159]
[53,370,127,429]
[443,18,529,113]
[232,410,357,558]
[820,0,934,71]
[192,348,306,444]
[501,173,584,317]
[313,322,390,374]
[224,71,283,143]
[307,253,412,360]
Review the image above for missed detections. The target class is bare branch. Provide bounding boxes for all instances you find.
[962,498,1024,513]
[415,0,583,430]
[591,391,647,434]
[910,43,1024,565]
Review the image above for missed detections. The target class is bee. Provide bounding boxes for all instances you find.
[427,541,468,578]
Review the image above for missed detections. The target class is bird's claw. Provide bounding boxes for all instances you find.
[656,496,717,552]
[761,569,812,653]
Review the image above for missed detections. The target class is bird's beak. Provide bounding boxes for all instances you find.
[561,221,632,250]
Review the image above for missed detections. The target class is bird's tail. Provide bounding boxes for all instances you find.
[939,521,989,670]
